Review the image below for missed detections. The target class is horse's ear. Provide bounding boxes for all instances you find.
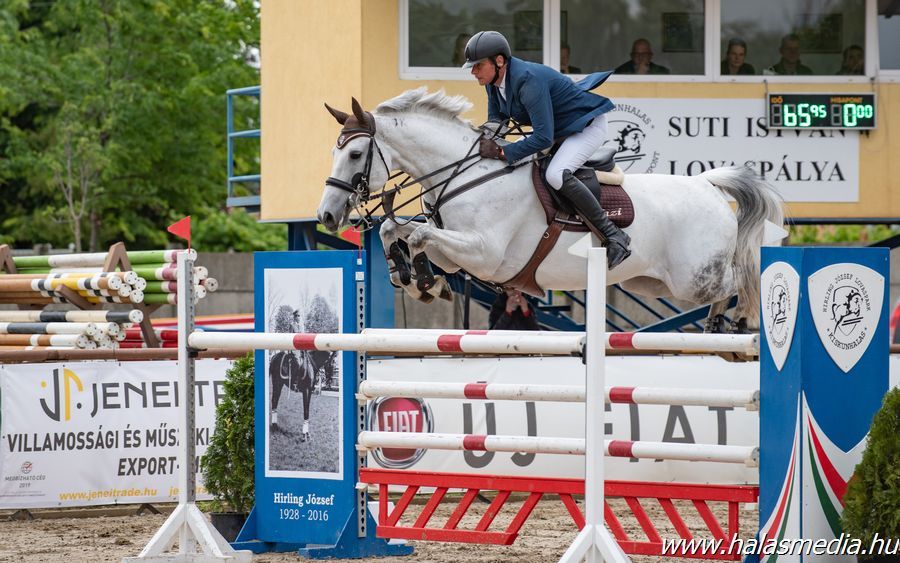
[324,102,349,125]
[351,97,371,129]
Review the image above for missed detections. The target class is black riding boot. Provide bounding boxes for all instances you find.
[559,170,631,269]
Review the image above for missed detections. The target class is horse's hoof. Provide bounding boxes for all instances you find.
[387,243,411,286]
[417,292,434,304]
[415,272,434,292]
[301,432,309,443]
[730,318,750,334]
[704,314,728,334]
[412,253,435,292]
[438,284,453,301]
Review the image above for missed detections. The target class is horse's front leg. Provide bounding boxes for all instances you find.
[407,224,500,299]
[380,220,455,302]
[379,219,413,287]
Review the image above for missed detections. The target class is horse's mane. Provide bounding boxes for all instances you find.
[375,87,473,127]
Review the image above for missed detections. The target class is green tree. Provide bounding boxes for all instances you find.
[842,387,900,551]
[192,207,287,252]
[0,0,262,251]
[201,353,255,513]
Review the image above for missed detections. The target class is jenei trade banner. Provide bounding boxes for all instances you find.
[0,359,231,509]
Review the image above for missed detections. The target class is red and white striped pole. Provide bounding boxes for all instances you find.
[356,431,758,465]
[360,328,760,355]
[188,330,584,356]
[357,381,760,410]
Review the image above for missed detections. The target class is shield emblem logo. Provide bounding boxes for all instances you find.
[808,263,884,373]
[761,262,800,371]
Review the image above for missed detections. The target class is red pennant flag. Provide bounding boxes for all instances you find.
[167,216,191,248]
[339,226,361,247]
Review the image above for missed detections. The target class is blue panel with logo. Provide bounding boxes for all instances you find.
[755,247,888,560]
[758,246,804,553]
[799,248,889,450]
[232,250,412,558]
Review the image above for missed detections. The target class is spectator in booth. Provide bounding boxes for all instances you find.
[837,44,864,75]
[765,34,813,75]
[615,38,670,75]
[452,33,472,67]
[721,38,756,75]
[488,290,540,331]
[560,42,582,74]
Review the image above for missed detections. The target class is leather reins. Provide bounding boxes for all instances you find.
[327,117,539,231]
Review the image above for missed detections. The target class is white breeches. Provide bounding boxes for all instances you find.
[545,114,609,190]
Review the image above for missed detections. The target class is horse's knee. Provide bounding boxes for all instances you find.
[379,219,399,241]
[406,226,432,252]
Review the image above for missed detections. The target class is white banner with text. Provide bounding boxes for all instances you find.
[605,98,859,202]
[368,356,900,485]
[0,359,232,509]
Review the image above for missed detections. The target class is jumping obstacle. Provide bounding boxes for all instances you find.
[132,246,889,563]
[207,250,767,561]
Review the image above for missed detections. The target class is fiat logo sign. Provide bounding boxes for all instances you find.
[367,396,433,469]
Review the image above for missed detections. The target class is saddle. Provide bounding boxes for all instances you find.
[502,147,635,297]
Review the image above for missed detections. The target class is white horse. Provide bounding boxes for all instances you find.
[317,88,784,331]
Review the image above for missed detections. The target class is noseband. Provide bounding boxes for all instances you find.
[325,111,390,203]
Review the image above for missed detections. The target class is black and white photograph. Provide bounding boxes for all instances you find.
[264,267,343,479]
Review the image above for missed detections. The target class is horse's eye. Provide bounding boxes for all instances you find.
[349,151,362,160]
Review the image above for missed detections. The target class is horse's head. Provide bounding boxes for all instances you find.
[318,98,393,233]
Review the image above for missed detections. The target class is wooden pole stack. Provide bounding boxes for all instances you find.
[0,243,213,350]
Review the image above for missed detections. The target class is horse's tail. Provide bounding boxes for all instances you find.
[700,166,785,320]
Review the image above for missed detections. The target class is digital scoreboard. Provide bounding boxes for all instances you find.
[767,93,876,130]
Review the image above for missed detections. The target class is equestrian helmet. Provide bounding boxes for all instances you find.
[461,31,511,68]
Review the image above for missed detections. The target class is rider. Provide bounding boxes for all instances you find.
[462,30,631,269]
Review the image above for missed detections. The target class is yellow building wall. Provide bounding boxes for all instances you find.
[262,0,900,221]
[260,0,363,222]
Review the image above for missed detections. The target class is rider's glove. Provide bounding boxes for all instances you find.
[479,138,505,160]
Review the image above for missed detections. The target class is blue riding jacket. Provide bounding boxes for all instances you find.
[486,57,615,164]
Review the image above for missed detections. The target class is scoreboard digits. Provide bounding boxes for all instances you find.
[767,93,876,130]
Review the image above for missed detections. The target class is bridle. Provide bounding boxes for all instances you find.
[326,113,537,231]
[324,111,392,227]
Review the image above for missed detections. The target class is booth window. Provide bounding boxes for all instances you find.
[878,2,900,71]
[721,0,865,76]
[407,0,543,68]
[560,0,705,76]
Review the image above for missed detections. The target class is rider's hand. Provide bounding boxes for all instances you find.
[505,290,525,314]
[479,138,505,160]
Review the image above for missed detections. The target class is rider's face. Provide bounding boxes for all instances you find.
[471,56,504,86]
